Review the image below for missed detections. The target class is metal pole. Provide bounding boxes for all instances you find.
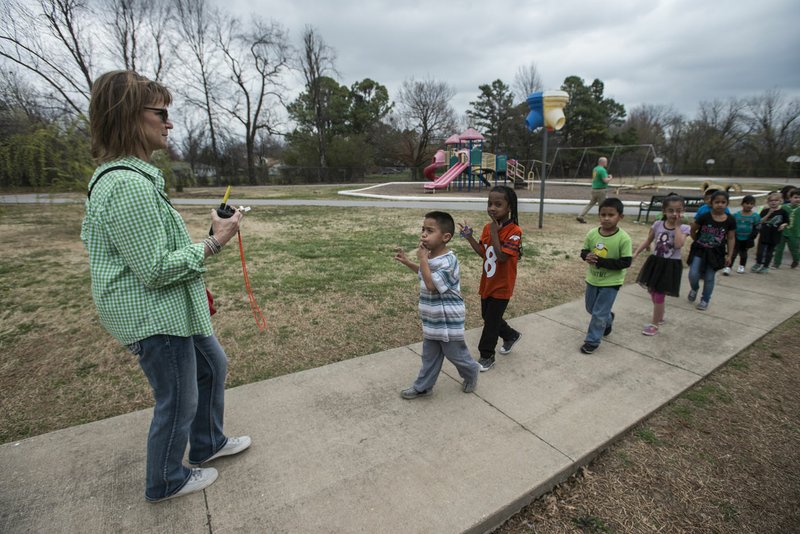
[538,128,548,229]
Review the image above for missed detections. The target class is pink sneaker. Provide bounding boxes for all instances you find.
[642,324,659,336]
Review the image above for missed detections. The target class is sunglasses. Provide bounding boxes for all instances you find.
[144,107,169,123]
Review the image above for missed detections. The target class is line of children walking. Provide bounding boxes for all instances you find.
[395,186,799,394]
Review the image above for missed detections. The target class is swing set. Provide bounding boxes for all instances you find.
[548,144,662,186]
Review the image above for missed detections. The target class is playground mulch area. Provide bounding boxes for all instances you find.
[362,181,706,202]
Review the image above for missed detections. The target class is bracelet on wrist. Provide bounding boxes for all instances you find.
[204,236,223,255]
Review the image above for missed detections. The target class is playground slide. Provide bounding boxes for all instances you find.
[424,161,469,190]
[423,162,442,181]
[424,149,447,180]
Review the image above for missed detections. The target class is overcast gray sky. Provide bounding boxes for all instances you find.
[218,0,800,120]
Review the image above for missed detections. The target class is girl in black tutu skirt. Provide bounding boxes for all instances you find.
[632,195,692,336]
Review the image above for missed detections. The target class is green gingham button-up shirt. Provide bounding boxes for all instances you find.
[81,157,212,345]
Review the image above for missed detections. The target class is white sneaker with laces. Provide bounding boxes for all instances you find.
[149,467,218,502]
[722,267,731,276]
[737,266,745,273]
[191,436,252,465]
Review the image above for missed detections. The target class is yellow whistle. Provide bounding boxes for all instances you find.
[220,185,232,207]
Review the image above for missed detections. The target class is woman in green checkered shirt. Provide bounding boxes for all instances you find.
[82,71,251,502]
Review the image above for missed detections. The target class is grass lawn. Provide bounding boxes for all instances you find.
[0,201,650,443]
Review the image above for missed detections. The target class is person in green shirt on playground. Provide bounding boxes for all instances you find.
[577,157,613,224]
[81,70,251,503]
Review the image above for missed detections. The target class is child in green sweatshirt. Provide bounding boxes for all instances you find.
[773,188,800,269]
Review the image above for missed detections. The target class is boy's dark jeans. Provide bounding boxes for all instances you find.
[756,241,777,267]
[479,297,517,358]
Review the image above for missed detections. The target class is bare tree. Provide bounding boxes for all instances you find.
[0,0,95,116]
[173,0,222,173]
[0,71,50,136]
[742,89,800,175]
[697,99,748,173]
[624,104,678,147]
[395,78,457,179]
[106,0,172,81]
[297,26,337,168]
[215,16,290,184]
[108,0,140,72]
[180,117,207,175]
[513,62,542,104]
[667,99,747,175]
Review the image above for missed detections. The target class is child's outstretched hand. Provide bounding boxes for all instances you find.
[393,247,407,264]
[458,221,473,238]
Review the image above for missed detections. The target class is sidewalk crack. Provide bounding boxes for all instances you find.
[474,392,576,462]
[204,490,213,533]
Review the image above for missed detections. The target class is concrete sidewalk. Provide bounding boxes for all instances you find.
[2,268,798,533]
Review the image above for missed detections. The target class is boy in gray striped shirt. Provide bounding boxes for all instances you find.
[394,211,481,399]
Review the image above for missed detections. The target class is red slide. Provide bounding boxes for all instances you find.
[423,162,442,181]
[424,161,469,190]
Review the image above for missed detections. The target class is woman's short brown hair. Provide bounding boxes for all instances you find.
[89,70,172,163]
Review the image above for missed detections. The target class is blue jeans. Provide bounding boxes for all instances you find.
[127,334,229,501]
[688,255,716,303]
[584,283,619,347]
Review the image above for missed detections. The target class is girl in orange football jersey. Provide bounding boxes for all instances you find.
[459,186,523,371]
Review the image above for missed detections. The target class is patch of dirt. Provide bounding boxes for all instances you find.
[496,313,800,534]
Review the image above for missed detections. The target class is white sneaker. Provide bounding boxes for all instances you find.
[191,436,252,465]
[722,267,731,276]
[150,467,218,502]
[737,266,745,274]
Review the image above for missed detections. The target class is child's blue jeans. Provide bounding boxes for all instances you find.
[584,283,619,347]
[688,255,716,302]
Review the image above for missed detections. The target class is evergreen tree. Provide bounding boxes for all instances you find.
[467,79,515,153]
[560,76,626,149]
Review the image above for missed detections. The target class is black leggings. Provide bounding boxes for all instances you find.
[733,239,752,267]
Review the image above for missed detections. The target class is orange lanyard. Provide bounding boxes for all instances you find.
[237,231,266,331]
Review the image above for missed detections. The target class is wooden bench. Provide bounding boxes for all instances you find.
[636,194,705,223]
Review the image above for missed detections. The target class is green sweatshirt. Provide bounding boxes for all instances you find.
[783,204,800,238]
